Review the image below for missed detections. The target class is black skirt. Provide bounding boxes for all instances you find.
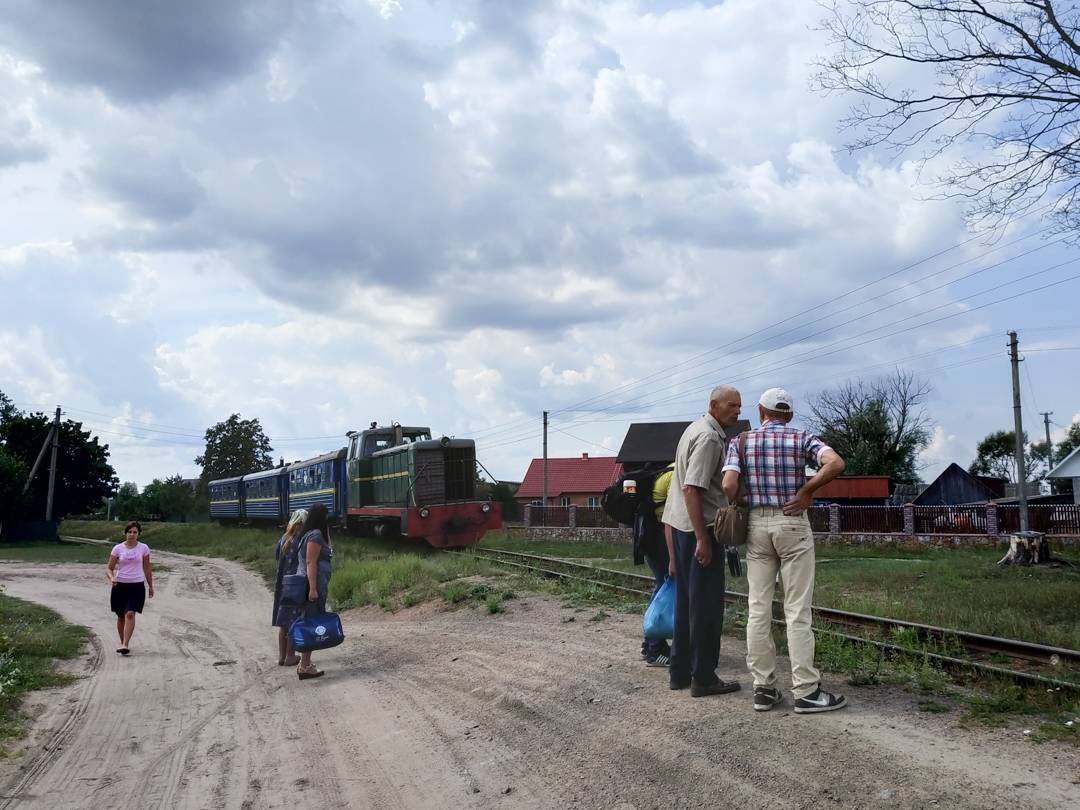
[111,581,146,616]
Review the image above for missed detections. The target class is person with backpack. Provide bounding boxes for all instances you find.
[639,463,675,666]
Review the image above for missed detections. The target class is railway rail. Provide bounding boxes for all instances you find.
[462,546,1080,692]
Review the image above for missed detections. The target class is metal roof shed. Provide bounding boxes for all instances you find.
[1047,445,1080,504]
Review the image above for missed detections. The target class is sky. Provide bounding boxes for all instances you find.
[0,0,1078,490]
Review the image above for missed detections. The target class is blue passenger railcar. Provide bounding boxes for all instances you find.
[286,449,347,518]
[242,467,287,523]
[208,475,243,523]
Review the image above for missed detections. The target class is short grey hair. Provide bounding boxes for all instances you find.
[709,385,739,403]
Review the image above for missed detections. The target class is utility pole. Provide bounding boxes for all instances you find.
[1041,411,1054,474]
[542,411,548,507]
[45,407,61,521]
[1009,332,1028,531]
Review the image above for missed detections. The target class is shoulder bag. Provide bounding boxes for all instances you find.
[713,431,749,547]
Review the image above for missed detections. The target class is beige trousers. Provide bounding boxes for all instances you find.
[745,506,819,699]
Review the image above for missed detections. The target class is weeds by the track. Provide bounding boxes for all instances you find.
[0,588,91,753]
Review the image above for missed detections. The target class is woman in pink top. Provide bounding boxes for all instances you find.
[106,521,154,655]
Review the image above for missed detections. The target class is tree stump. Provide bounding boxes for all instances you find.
[997,531,1050,566]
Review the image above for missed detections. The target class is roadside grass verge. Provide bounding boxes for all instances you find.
[0,588,91,753]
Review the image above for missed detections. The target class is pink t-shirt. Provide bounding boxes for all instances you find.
[111,542,150,583]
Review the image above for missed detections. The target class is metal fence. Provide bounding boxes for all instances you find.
[529,505,571,528]
[997,503,1080,535]
[575,507,622,529]
[807,506,830,533]
[912,505,989,535]
[522,502,1080,536]
[838,505,907,534]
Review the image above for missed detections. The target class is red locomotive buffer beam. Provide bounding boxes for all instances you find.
[347,502,501,548]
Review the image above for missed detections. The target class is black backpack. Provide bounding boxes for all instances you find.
[601,464,674,564]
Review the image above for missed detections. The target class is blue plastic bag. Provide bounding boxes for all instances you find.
[642,577,675,640]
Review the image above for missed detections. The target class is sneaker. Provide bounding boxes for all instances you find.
[793,685,846,714]
[690,678,741,697]
[640,642,649,660]
[645,653,670,668]
[753,686,783,712]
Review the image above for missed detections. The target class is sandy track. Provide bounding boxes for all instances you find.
[0,552,1078,810]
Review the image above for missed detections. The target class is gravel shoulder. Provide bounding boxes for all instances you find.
[0,554,1077,810]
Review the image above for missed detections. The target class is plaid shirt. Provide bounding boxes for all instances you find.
[721,420,831,508]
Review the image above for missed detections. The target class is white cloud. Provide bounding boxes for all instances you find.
[0,0,1077,489]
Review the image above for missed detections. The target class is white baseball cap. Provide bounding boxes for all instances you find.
[759,387,793,412]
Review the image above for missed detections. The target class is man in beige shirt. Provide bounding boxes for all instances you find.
[661,385,743,697]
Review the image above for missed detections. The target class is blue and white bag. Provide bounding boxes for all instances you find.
[288,611,345,652]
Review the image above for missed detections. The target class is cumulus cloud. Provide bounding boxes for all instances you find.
[0,0,1077,486]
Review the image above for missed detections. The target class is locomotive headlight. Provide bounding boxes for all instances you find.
[481,503,491,513]
[420,508,430,518]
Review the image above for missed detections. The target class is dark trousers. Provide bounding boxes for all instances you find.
[642,541,671,656]
[670,526,726,686]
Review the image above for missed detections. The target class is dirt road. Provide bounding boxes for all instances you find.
[0,552,1077,810]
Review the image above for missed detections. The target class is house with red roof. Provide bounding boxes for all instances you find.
[515,453,623,508]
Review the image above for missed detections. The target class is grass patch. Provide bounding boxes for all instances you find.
[812,547,1080,650]
[918,701,951,713]
[485,596,505,614]
[0,589,91,751]
[589,610,609,622]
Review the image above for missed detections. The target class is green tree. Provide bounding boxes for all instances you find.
[0,447,28,521]
[114,482,146,520]
[142,474,195,520]
[969,430,1034,483]
[477,476,517,502]
[195,414,274,494]
[806,371,932,485]
[0,390,18,423]
[0,411,118,519]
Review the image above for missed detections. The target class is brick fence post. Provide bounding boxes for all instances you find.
[903,504,914,535]
[569,504,577,528]
[829,504,840,535]
[986,502,998,537]
[524,504,532,528]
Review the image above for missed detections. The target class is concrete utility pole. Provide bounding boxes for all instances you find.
[542,411,548,507]
[1009,332,1029,531]
[45,407,61,521]
[1041,411,1054,473]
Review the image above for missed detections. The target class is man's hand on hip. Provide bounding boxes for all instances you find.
[783,486,813,516]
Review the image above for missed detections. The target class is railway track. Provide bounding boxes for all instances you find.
[462,546,1080,692]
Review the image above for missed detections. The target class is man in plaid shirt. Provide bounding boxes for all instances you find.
[721,388,847,714]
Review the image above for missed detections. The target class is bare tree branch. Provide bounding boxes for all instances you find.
[814,0,1080,236]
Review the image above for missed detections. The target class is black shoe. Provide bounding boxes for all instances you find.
[645,653,670,668]
[690,678,740,697]
[753,686,783,711]
[793,685,846,714]
[669,677,691,691]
